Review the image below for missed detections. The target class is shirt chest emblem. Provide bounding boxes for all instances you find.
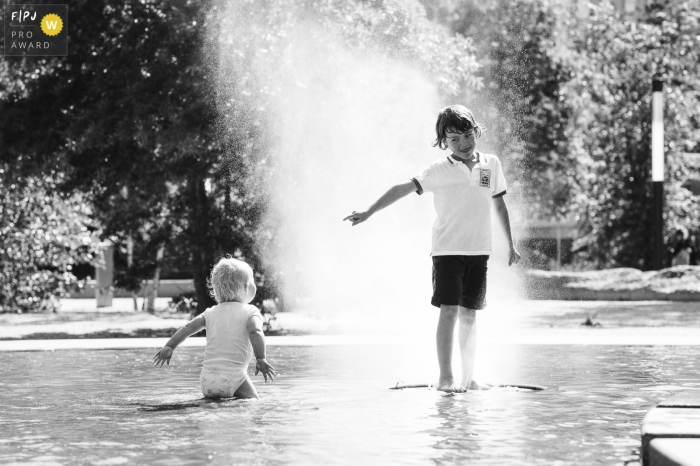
[479,169,491,188]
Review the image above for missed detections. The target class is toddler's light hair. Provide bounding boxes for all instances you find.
[207,257,254,303]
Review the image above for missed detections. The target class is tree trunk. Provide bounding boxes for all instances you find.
[123,184,140,312]
[146,243,164,312]
[127,233,139,311]
[188,176,217,316]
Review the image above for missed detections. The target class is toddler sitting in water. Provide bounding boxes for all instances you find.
[153,257,276,399]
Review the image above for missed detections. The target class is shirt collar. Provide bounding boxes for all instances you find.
[447,151,480,166]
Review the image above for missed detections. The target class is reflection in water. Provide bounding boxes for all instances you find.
[1,344,699,465]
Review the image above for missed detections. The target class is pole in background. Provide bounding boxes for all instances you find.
[556,225,562,271]
[652,79,664,270]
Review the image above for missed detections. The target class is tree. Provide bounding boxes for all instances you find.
[423,0,578,222]
[427,0,700,270]
[0,167,102,313]
[566,1,700,269]
[1,0,481,314]
[1,0,243,314]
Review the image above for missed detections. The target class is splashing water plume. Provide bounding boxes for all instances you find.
[215,3,527,380]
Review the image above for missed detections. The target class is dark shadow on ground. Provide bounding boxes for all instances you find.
[131,397,250,412]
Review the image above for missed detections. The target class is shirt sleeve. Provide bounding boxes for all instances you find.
[246,304,263,320]
[492,157,507,198]
[200,306,214,326]
[411,163,438,195]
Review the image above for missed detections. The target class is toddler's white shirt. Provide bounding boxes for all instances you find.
[201,302,262,374]
[411,152,507,256]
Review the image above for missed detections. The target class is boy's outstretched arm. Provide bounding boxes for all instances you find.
[247,315,276,382]
[343,180,416,226]
[153,315,205,368]
[493,195,521,266]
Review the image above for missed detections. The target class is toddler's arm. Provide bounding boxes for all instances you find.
[343,180,416,226]
[247,314,276,382]
[152,314,206,368]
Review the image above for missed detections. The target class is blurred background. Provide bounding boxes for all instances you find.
[1,0,698,319]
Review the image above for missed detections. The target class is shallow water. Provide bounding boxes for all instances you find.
[1,344,699,465]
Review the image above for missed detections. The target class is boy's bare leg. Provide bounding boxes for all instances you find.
[458,307,490,390]
[436,305,466,392]
[233,375,260,399]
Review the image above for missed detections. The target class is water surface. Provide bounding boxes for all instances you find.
[1,344,699,465]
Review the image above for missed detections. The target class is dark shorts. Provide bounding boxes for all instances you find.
[431,255,488,310]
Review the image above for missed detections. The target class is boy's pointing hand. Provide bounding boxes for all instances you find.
[343,210,371,226]
[508,247,521,266]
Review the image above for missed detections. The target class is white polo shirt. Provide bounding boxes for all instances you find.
[411,152,507,256]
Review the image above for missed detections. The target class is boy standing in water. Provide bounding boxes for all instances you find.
[344,105,520,393]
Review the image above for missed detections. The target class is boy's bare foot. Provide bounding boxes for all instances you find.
[464,380,491,390]
[436,379,467,393]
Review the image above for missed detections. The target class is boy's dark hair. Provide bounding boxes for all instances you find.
[432,105,484,150]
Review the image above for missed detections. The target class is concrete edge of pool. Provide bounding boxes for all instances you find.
[642,390,700,466]
[4,327,700,352]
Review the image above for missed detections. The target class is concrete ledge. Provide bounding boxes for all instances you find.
[658,390,700,408]
[7,327,700,347]
[0,335,412,351]
[642,390,700,466]
[649,438,700,466]
[528,287,700,301]
[525,266,700,301]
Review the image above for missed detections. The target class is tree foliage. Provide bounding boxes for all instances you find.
[425,0,577,221]
[427,0,700,270]
[1,0,481,312]
[1,0,235,313]
[567,1,700,269]
[0,168,102,313]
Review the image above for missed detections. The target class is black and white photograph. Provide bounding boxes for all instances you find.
[1,0,700,464]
